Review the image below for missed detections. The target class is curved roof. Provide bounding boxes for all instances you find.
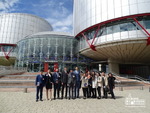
[26,31,73,37]
[0,13,53,30]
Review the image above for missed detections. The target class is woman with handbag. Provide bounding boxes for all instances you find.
[81,73,88,99]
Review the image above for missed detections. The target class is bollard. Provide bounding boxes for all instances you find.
[120,86,123,91]
[141,86,144,90]
[24,88,27,93]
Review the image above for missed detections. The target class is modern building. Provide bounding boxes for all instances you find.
[16,31,93,72]
[0,13,52,66]
[73,0,150,78]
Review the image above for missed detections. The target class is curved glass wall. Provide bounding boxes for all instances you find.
[74,0,150,35]
[77,16,150,50]
[16,32,94,72]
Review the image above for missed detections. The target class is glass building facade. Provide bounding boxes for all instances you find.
[73,0,150,77]
[0,13,53,66]
[16,32,94,72]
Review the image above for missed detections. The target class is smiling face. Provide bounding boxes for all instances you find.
[75,67,78,70]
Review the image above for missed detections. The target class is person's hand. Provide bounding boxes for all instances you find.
[62,83,64,85]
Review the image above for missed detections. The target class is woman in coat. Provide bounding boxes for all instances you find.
[81,73,88,99]
[45,69,53,100]
[91,71,97,98]
[97,72,103,99]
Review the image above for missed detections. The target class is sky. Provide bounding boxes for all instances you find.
[0,0,73,34]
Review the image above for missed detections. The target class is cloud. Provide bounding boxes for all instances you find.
[0,0,19,14]
[0,0,73,34]
[46,14,73,34]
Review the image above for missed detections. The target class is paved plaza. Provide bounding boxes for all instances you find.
[0,89,150,113]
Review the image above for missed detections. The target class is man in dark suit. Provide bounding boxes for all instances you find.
[61,67,68,99]
[53,68,61,100]
[108,73,116,99]
[74,67,81,98]
[35,69,45,102]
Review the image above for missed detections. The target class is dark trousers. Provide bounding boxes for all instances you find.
[68,83,75,99]
[109,86,115,98]
[92,88,97,98]
[103,86,108,98]
[97,86,101,98]
[75,82,80,98]
[61,83,67,98]
[54,83,61,99]
[82,88,88,98]
[88,85,92,97]
[36,85,43,100]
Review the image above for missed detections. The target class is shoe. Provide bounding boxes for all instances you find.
[50,99,52,101]
[61,97,63,99]
[112,97,116,99]
[54,98,56,100]
[47,98,49,100]
[83,97,86,99]
[40,99,43,101]
[97,97,101,99]
[36,100,38,102]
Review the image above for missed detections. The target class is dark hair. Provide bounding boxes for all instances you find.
[40,69,44,72]
[108,73,113,75]
[97,72,101,76]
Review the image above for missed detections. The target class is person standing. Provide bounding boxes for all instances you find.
[81,73,88,99]
[74,67,81,98]
[97,72,103,99]
[67,69,76,99]
[87,71,92,98]
[108,73,116,99]
[61,67,68,99]
[53,68,61,100]
[45,69,53,101]
[35,69,45,102]
[101,71,108,99]
[91,71,97,98]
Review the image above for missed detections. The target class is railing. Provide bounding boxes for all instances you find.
[0,66,27,76]
[118,74,150,83]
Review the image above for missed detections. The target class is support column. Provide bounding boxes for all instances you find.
[108,59,119,75]
[44,62,49,72]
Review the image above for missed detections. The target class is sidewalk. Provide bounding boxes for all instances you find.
[0,89,150,113]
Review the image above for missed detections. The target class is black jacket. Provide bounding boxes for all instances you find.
[45,73,53,85]
[61,70,68,84]
[108,76,116,88]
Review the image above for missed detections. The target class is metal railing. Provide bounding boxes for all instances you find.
[0,66,27,76]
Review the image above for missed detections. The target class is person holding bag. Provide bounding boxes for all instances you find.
[81,73,88,99]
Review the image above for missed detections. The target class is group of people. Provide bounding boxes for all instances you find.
[35,67,116,102]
